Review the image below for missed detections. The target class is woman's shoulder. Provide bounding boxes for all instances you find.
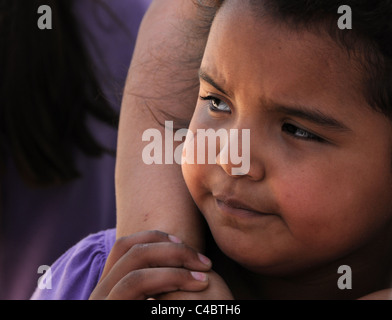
[31,228,116,300]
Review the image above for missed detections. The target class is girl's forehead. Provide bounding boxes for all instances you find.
[203,1,369,120]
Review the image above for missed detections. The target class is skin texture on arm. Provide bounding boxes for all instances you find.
[115,0,216,251]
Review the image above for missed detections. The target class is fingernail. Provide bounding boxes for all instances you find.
[191,271,208,282]
[168,234,182,243]
[198,253,211,266]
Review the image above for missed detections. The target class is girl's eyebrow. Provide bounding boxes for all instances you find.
[199,68,351,133]
[198,68,229,96]
[269,104,352,132]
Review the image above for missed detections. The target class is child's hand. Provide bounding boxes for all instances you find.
[157,270,234,300]
[358,288,392,300]
[89,230,212,300]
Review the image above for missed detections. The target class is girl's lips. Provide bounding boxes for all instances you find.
[215,196,275,218]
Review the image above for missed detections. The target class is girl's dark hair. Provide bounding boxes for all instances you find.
[256,0,392,119]
[0,0,119,188]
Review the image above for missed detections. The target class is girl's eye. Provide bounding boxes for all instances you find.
[200,96,231,113]
[282,123,325,143]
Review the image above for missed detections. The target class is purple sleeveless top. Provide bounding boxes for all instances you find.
[31,229,116,300]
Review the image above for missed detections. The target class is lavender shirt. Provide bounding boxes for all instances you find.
[31,229,116,300]
[0,0,151,300]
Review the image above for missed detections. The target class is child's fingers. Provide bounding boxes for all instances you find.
[100,230,176,280]
[106,267,209,300]
[97,241,212,297]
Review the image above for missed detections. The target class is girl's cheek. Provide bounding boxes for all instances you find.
[182,161,205,200]
[273,172,336,229]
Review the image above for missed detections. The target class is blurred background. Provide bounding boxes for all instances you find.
[0,0,152,299]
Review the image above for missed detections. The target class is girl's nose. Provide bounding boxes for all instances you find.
[215,129,265,181]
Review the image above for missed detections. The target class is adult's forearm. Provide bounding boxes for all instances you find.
[115,0,215,251]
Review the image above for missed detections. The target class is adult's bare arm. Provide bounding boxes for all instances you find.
[115,0,216,251]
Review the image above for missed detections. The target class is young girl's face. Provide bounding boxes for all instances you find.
[182,0,392,276]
